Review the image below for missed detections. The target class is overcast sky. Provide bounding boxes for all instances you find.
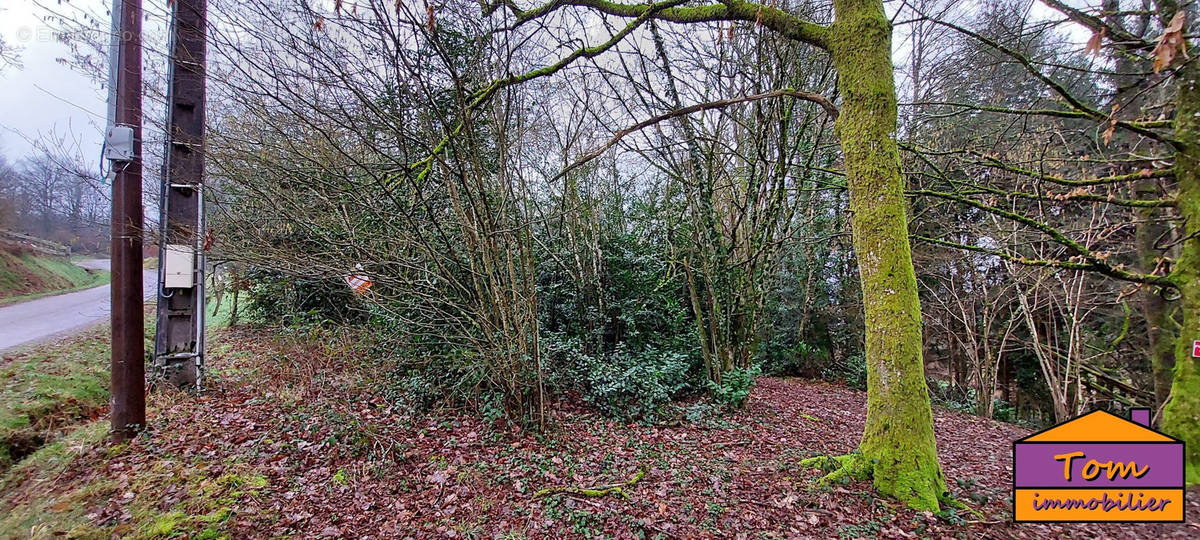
[0,0,111,167]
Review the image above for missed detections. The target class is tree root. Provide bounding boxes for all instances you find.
[941,495,985,519]
[797,453,871,486]
[534,469,646,499]
[798,454,982,517]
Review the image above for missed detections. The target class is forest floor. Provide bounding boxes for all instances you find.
[1,325,1197,539]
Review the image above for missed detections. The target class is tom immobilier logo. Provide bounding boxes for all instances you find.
[1012,407,1185,522]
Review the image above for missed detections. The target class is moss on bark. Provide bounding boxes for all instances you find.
[821,0,947,511]
[1162,59,1200,486]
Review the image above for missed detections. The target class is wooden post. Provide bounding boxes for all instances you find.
[109,0,146,442]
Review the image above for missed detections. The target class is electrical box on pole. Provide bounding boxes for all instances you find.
[105,126,135,161]
[163,244,195,288]
[154,0,208,389]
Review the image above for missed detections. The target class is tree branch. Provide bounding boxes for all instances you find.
[502,0,830,49]
[551,88,838,185]
[913,235,1173,287]
[1038,0,1154,52]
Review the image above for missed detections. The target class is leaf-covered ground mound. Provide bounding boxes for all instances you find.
[1,327,1196,538]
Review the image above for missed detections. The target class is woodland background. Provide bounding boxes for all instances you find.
[169,0,1194,431]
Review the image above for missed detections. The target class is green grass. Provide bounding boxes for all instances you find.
[0,308,252,539]
[0,420,112,539]
[1,414,268,539]
[0,328,113,470]
[29,256,96,286]
[0,273,111,305]
[0,253,110,305]
[0,294,214,471]
[206,291,235,329]
[0,307,154,471]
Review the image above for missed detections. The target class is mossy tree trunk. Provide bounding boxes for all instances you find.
[1100,0,1178,416]
[1139,201,1177,411]
[827,0,947,510]
[482,0,949,509]
[1163,58,1200,486]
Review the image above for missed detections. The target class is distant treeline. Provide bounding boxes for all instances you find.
[0,153,109,254]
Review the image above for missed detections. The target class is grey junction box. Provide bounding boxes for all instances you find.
[105,125,134,162]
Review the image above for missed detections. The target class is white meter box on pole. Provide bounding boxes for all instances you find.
[163,244,194,288]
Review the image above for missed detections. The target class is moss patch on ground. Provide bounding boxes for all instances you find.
[0,328,111,470]
[0,420,112,539]
[0,317,261,539]
[0,416,271,540]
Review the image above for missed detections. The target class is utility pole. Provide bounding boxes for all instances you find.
[106,0,145,442]
[154,0,208,388]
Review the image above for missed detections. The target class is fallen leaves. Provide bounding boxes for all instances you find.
[4,327,1199,538]
[1152,11,1188,73]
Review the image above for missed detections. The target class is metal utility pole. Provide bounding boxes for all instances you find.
[154,0,208,389]
[106,0,145,442]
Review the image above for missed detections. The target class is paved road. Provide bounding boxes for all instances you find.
[0,259,156,353]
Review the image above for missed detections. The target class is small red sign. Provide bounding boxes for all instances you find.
[1194,340,1200,358]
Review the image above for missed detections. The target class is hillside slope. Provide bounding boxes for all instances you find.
[0,245,108,302]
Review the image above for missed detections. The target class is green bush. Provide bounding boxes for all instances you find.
[542,331,700,422]
[758,338,828,377]
[821,353,867,390]
[992,398,1017,423]
[383,345,526,427]
[707,365,761,409]
[580,344,699,422]
[927,379,976,414]
[386,350,488,412]
[242,268,363,326]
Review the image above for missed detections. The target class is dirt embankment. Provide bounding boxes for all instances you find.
[0,243,107,302]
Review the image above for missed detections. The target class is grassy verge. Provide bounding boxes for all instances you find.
[0,414,269,540]
[205,289,235,329]
[0,420,111,538]
[0,272,111,305]
[0,299,238,538]
[0,327,114,471]
[1,296,224,469]
[0,317,252,539]
[0,305,154,471]
[0,252,110,305]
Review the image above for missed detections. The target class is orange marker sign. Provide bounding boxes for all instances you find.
[345,272,373,295]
